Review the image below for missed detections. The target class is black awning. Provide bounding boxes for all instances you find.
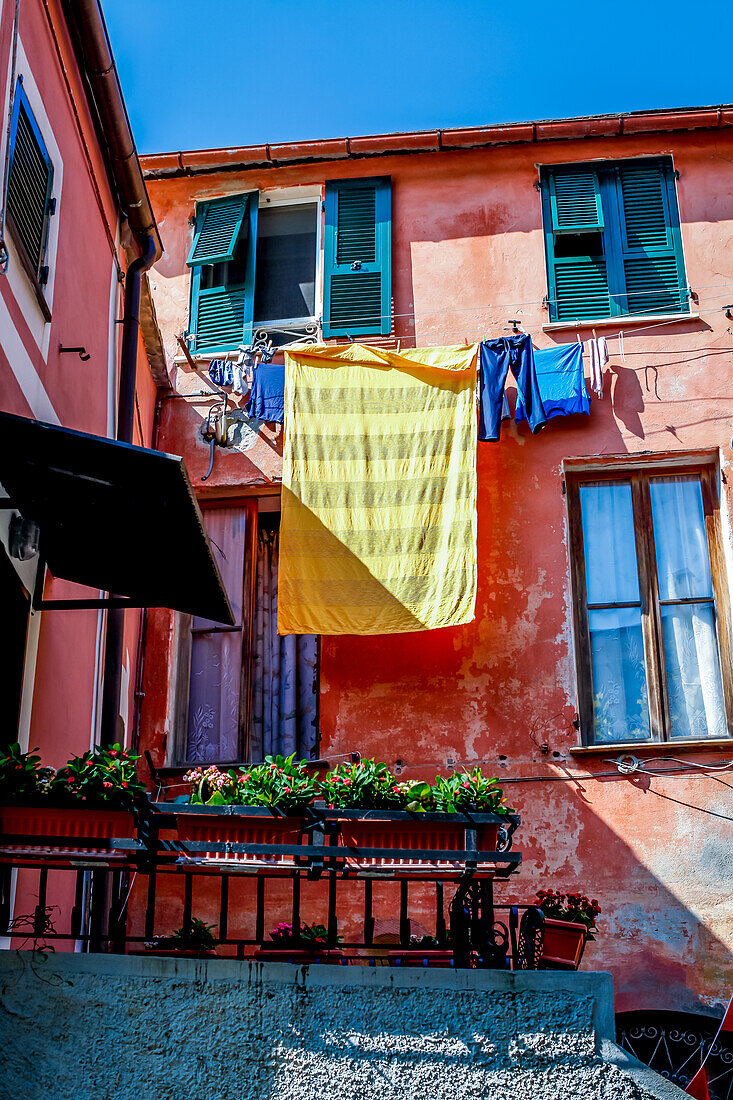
[0,411,234,625]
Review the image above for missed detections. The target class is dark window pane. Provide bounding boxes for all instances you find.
[200,234,249,291]
[253,204,317,323]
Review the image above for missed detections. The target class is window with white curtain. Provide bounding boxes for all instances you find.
[566,466,732,745]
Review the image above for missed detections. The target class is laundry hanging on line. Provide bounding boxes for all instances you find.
[208,358,233,387]
[516,342,589,422]
[588,336,608,399]
[477,334,547,441]
[246,361,285,423]
[278,342,479,636]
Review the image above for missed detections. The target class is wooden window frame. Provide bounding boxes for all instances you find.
[566,462,733,746]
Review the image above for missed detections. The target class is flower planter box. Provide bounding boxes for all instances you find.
[130,948,216,959]
[253,947,344,964]
[165,805,308,865]
[0,804,135,849]
[386,949,454,968]
[540,917,587,970]
[335,811,505,870]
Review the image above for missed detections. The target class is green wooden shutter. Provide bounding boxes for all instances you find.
[187,193,249,266]
[323,177,391,338]
[615,162,688,315]
[189,195,258,354]
[7,80,54,283]
[541,169,611,322]
[549,168,603,233]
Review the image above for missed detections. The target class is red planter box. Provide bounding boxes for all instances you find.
[0,804,134,848]
[170,808,306,865]
[540,918,587,969]
[338,817,500,870]
[387,949,454,968]
[253,947,344,964]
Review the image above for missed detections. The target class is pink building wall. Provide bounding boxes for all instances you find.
[0,0,159,764]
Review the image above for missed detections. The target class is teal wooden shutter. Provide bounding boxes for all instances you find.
[541,169,610,323]
[7,80,54,284]
[187,193,249,266]
[615,162,688,315]
[323,177,391,338]
[189,194,258,354]
[549,168,603,233]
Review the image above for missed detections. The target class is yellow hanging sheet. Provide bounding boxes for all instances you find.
[278,343,479,636]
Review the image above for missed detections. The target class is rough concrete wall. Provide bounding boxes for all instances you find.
[0,953,687,1100]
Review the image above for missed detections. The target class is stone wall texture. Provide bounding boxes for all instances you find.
[0,952,689,1100]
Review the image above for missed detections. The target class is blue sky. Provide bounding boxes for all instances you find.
[104,0,731,155]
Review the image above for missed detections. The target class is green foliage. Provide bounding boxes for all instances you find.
[185,754,320,812]
[319,759,404,809]
[432,767,514,815]
[0,743,51,803]
[48,744,144,809]
[157,917,219,952]
[181,757,514,817]
[268,920,341,950]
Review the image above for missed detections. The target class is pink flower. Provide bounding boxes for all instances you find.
[103,781,113,789]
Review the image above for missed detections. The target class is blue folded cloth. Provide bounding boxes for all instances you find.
[208,358,233,387]
[515,343,589,421]
[246,362,285,423]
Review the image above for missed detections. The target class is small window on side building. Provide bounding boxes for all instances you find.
[6,80,55,290]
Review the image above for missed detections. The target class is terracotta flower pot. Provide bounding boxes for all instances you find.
[0,804,134,849]
[540,917,588,969]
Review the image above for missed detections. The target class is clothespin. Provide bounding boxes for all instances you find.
[618,331,626,362]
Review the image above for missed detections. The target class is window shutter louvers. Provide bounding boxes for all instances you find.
[543,159,688,322]
[549,169,604,233]
[189,194,258,354]
[617,164,688,315]
[323,177,391,338]
[187,194,250,267]
[7,86,53,281]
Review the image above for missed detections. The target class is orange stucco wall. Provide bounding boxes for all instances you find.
[139,127,733,1013]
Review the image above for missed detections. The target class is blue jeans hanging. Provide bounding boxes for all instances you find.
[478,335,547,441]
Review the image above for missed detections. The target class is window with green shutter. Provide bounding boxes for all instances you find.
[188,193,258,354]
[541,158,688,323]
[322,177,391,338]
[7,79,54,287]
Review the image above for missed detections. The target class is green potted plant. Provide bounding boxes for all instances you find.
[254,920,343,964]
[173,755,320,862]
[142,917,219,958]
[322,761,516,870]
[535,890,601,969]
[0,742,143,847]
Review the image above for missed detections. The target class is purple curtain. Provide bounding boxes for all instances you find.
[250,525,318,760]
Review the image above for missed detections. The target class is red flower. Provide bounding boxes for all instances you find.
[102,781,113,789]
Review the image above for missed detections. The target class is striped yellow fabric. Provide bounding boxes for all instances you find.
[278,343,479,635]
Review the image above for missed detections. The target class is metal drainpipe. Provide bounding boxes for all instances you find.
[99,234,157,747]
